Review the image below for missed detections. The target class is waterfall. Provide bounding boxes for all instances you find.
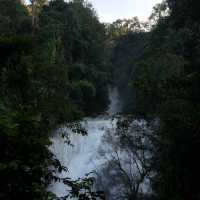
[107,86,122,115]
[49,87,121,197]
[49,87,152,199]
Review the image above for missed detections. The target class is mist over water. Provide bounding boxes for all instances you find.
[49,87,151,199]
[49,87,121,197]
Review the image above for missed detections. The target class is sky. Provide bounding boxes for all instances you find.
[25,0,162,23]
[89,0,162,23]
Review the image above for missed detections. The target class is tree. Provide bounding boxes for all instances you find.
[30,0,47,31]
[96,118,154,200]
[0,0,110,199]
[105,17,146,40]
[113,1,200,199]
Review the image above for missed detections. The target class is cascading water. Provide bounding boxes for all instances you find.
[49,87,121,197]
[49,87,152,199]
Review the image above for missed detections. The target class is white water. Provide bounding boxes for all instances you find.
[49,87,121,197]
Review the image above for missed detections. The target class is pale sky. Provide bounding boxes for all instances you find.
[89,0,162,23]
[25,0,162,23]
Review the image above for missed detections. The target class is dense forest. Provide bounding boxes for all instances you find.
[110,0,200,199]
[0,0,200,200]
[0,0,109,199]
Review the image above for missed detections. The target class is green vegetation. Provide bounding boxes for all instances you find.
[110,0,200,199]
[0,0,109,199]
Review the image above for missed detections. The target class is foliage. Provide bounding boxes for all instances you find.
[0,0,109,199]
[62,175,105,200]
[105,17,148,39]
[110,0,200,199]
[95,117,155,200]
